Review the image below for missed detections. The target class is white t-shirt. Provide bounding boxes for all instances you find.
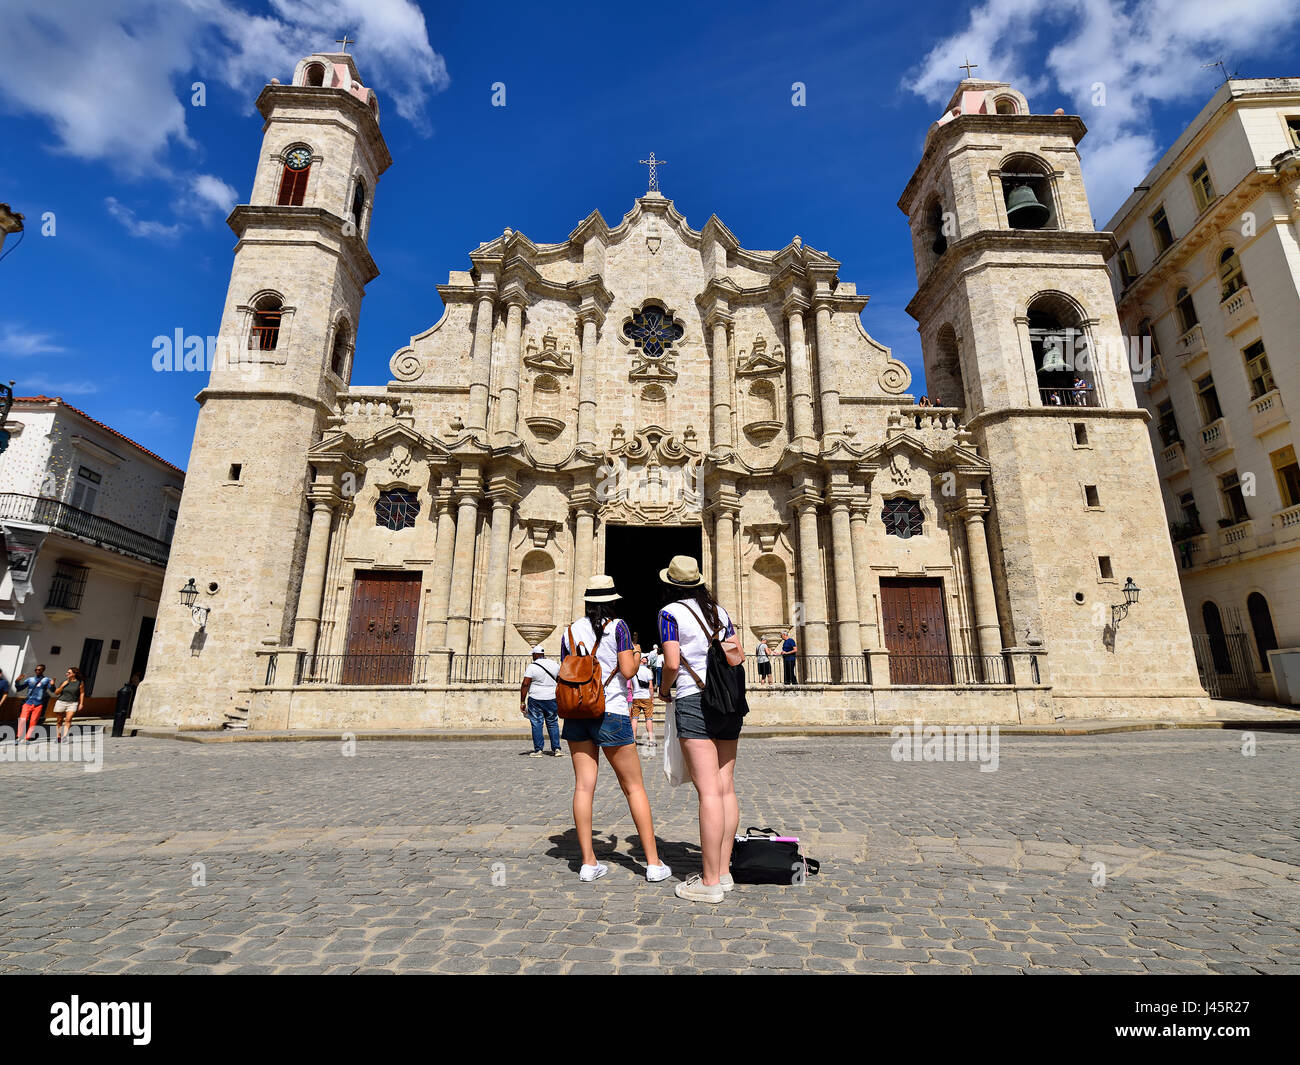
[756,642,770,662]
[658,599,736,699]
[632,663,653,698]
[523,658,559,701]
[560,615,634,715]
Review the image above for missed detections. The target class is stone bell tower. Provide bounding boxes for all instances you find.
[898,78,1206,716]
[134,52,392,728]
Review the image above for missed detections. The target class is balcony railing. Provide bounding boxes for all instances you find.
[1220,285,1258,335]
[0,493,172,566]
[1248,390,1289,437]
[1175,324,1207,360]
[1276,504,1300,545]
[450,654,533,685]
[1039,387,1098,408]
[761,654,873,686]
[1199,418,1232,459]
[1159,440,1189,478]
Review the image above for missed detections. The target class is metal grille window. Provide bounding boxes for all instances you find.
[375,489,420,530]
[623,304,683,358]
[46,560,89,611]
[881,498,924,539]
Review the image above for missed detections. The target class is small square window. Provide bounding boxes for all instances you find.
[229,464,242,481]
[1073,423,1089,447]
[1098,556,1114,579]
[1084,485,1100,507]
[50,645,62,655]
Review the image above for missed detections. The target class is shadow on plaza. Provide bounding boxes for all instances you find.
[546,829,703,879]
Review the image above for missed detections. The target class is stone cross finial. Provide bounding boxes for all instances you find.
[959,56,978,78]
[336,34,355,53]
[639,152,667,193]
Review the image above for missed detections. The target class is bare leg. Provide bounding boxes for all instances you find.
[645,707,655,743]
[681,738,725,885]
[716,739,739,872]
[603,742,662,867]
[568,740,600,867]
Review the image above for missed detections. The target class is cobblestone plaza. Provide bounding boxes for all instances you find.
[2,728,1296,974]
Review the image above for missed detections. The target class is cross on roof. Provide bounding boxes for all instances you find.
[639,151,667,193]
[336,34,355,53]
[959,56,979,78]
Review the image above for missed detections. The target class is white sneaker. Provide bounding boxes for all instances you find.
[719,873,735,892]
[674,874,724,903]
[646,862,672,883]
[579,863,608,882]
[550,748,565,756]
[528,750,544,758]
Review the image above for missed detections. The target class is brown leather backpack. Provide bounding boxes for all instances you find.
[556,622,608,719]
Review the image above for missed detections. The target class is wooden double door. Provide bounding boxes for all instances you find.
[880,578,953,685]
[341,571,421,685]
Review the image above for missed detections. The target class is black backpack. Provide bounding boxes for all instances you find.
[679,602,749,717]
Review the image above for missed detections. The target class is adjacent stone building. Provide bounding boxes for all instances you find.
[1105,78,1300,702]
[132,58,1208,730]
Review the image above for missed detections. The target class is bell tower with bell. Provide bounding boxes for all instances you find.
[897,77,1206,716]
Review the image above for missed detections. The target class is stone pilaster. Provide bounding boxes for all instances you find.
[958,489,1004,659]
[708,486,741,615]
[826,484,861,657]
[495,286,528,443]
[466,286,497,435]
[784,294,816,446]
[576,305,604,449]
[445,468,484,658]
[812,295,842,440]
[707,309,734,450]
[790,482,829,656]
[481,475,521,657]
[291,482,340,655]
[569,485,597,621]
[425,483,457,647]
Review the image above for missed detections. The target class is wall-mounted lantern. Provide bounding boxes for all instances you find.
[1111,577,1141,628]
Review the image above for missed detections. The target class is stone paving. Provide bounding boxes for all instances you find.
[0,728,1297,974]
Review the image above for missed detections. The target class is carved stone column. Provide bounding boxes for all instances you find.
[466,287,497,436]
[709,487,741,614]
[426,484,457,646]
[826,485,861,657]
[813,297,842,439]
[445,471,483,658]
[960,490,1004,660]
[849,500,877,649]
[481,476,521,657]
[791,484,829,656]
[292,483,339,656]
[495,287,528,442]
[569,486,597,621]
[707,310,734,450]
[784,294,816,446]
[576,306,603,449]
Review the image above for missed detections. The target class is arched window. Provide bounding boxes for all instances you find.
[1218,248,1246,300]
[995,96,1019,115]
[1000,155,1054,230]
[1175,287,1199,334]
[1201,601,1231,674]
[330,320,351,377]
[250,294,283,351]
[932,324,966,412]
[1247,592,1278,672]
[926,198,948,255]
[277,145,312,206]
[350,178,366,231]
[1027,294,1095,407]
[304,63,325,87]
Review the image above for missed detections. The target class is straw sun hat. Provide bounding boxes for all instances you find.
[582,574,622,603]
[659,555,704,588]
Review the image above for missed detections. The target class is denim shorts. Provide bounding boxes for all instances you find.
[561,712,635,747]
[674,692,743,741]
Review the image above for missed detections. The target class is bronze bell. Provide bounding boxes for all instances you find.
[1006,184,1050,229]
[1038,338,1070,374]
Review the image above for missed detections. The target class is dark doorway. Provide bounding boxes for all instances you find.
[131,616,155,680]
[79,638,104,698]
[604,524,703,651]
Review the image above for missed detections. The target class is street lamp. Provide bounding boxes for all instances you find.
[178,577,210,628]
[1111,577,1141,627]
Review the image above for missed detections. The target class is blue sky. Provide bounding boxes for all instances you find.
[3,0,1299,469]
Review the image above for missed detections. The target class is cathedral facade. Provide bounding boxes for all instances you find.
[133,55,1209,731]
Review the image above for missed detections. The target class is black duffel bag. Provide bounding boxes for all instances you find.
[730,826,821,885]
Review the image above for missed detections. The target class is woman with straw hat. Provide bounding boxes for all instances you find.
[559,574,672,885]
[657,555,742,904]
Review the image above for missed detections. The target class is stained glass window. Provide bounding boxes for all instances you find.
[623,304,684,359]
[882,498,924,539]
[375,489,420,530]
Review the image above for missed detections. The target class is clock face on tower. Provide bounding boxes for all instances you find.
[284,147,312,171]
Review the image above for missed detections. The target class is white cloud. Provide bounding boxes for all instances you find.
[0,326,67,358]
[0,0,449,175]
[16,377,100,396]
[187,174,240,220]
[907,0,1300,220]
[105,197,184,241]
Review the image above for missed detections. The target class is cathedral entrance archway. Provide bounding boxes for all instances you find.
[604,524,702,651]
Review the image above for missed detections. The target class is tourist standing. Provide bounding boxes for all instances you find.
[780,630,799,685]
[559,575,671,884]
[630,655,655,746]
[14,665,53,742]
[51,667,85,743]
[658,555,743,904]
[755,637,772,686]
[520,645,563,757]
[648,644,663,691]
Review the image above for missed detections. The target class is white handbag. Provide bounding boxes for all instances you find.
[663,700,687,787]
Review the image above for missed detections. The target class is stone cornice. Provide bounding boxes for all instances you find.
[255,84,392,174]
[965,405,1151,431]
[906,229,1116,321]
[227,205,380,285]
